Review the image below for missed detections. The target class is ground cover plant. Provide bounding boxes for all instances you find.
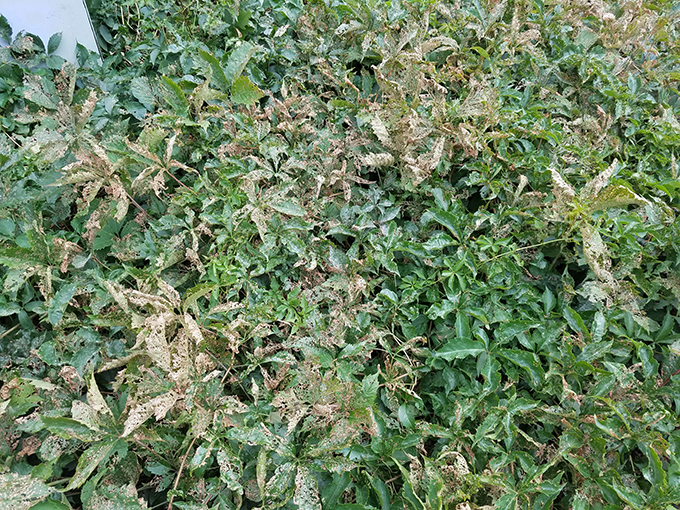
[1,0,680,508]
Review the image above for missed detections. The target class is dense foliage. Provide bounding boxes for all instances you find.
[1,0,680,508]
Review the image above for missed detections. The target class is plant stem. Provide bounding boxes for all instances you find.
[482,237,569,264]
[167,435,197,510]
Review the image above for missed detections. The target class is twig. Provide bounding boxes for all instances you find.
[167,435,197,510]
[164,168,194,191]
[659,366,680,388]
[0,323,21,341]
[481,237,569,264]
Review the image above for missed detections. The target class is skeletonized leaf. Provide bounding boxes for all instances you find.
[87,373,113,417]
[183,313,204,345]
[157,278,180,308]
[138,314,172,371]
[122,391,179,437]
[23,75,58,110]
[251,207,268,240]
[362,153,394,167]
[0,473,53,510]
[71,400,101,431]
[370,114,393,148]
[551,168,575,207]
[580,223,612,281]
[65,438,121,490]
[582,159,617,200]
[587,185,650,212]
[294,466,322,510]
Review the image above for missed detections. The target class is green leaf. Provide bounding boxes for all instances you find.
[0,15,12,43]
[563,307,591,341]
[182,283,217,314]
[0,474,53,510]
[611,479,646,508]
[65,438,122,491]
[577,341,613,363]
[455,312,470,339]
[270,200,306,217]
[428,210,460,240]
[641,443,667,494]
[130,77,155,111]
[199,50,230,92]
[223,42,258,83]
[161,76,189,117]
[591,311,606,342]
[48,283,76,325]
[368,475,391,510]
[362,373,379,404]
[40,417,101,441]
[435,339,485,360]
[231,75,264,105]
[0,302,21,316]
[542,287,555,314]
[398,404,415,429]
[498,349,545,386]
[0,217,15,236]
[334,505,378,510]
[29,500,70,510]
[495,320,540,344]
[47,32,62,55]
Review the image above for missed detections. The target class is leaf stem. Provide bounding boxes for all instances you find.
[481,237,569,264]
[167,435,197,510]
[659,366,680,388]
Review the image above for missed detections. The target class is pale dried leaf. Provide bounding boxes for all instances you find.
[582,159,617,199]
[157,278,181,308]
[122,391,179,436]
[580,223,612,281]
[362,153,394,167]
[183,313,205,345]
[87,373,113,416]
[140,313,172,371]
[551,168,576,207]
[251,207,268,241]
[370,114,393,148]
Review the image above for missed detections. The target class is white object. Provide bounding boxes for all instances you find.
[0,0,100,64]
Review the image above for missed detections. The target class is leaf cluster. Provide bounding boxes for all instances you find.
[1,0,680,509]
